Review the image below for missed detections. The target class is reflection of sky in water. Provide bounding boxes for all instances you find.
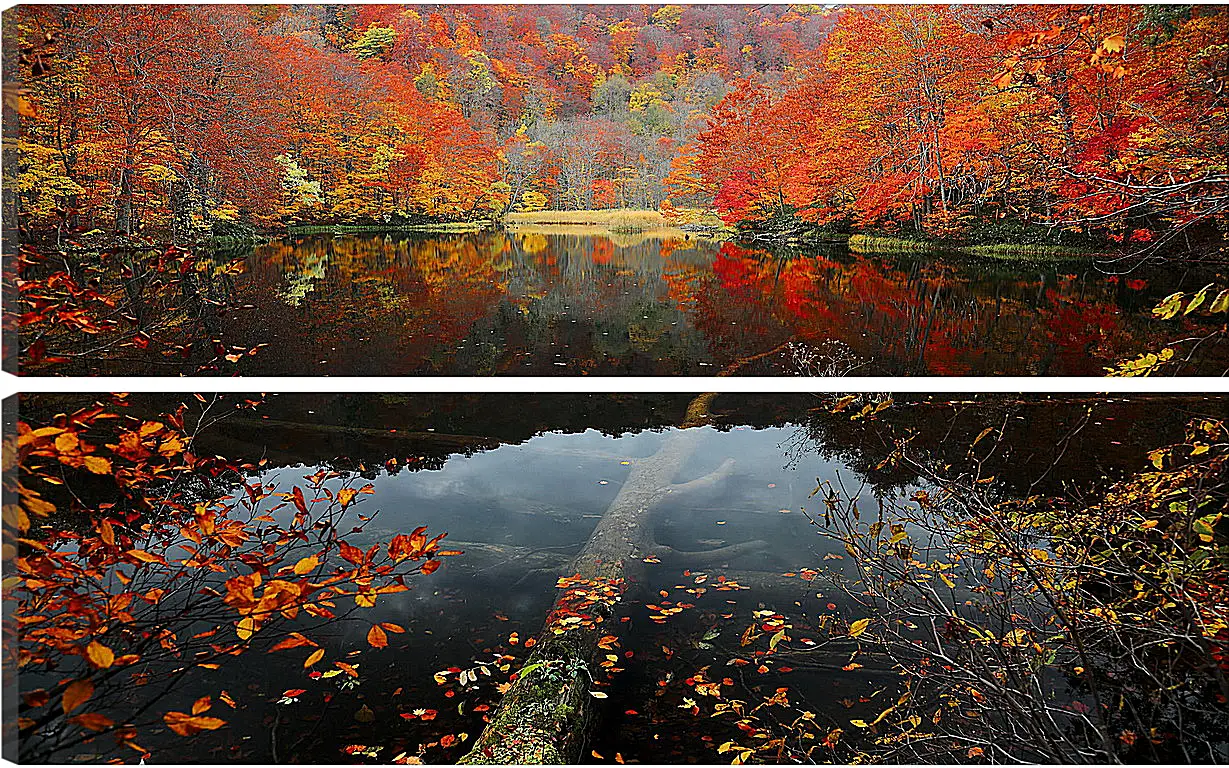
[254,425,900,575]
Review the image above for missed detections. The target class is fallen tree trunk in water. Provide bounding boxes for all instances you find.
[445,541,816,602]
[460,393,755,764]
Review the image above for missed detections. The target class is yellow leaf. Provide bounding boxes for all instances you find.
[82,456,112,475]
[830,395,858,413]
[1209,288,1229,314]
[126,549,166,565]
[292,555,320,575]
[2,504,30,533]
[848,618,871,638]
[236,615,258,641]
[304,648,325,667]
[1003,629,1029,647]
[337,487,357,510]
[1101,33,1125,53]
[85,641,114,669]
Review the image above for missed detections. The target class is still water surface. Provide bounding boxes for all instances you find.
[119,229,1227,375]
[38,394,1211,763]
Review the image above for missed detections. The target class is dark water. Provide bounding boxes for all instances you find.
[20,393,1223,763]
[52,230,1228,376]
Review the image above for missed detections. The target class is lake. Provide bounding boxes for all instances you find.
[17,392,1218,763]
[40,229,1227,376]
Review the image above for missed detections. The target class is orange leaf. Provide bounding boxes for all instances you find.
[291,486,308,515]
[338,541,365,565]
[304,648,325,667]
[367,625,388,649]
[270,632,317,651]
[85,641,114,669]
[98,519,116,546]
[420,559,441,575]
[70,712,114,731]
[126,549,166,565]
[192,696,211,715]
[336,661,359,678]
[163,711,226,736]
[62,679,93,714]
[379,622,405,633]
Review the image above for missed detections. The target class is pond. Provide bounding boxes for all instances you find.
[17,392,1218,763]
[45,230,1228,376]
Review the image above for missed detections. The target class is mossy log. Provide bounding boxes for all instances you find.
[461,396,755,764]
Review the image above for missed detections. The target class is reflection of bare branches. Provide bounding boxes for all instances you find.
[787,339,867,377]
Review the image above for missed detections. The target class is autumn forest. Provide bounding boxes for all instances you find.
[3,5,1229,767]
[5,4,1227,249]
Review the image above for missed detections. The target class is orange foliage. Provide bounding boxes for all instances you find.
[4,396,455,761]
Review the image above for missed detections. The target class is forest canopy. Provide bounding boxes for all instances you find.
[3,4,1226,252]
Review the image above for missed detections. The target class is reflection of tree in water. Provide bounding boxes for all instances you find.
[456,231,719,373]
[782,394,1212,500]
[677,242,1217,375]
[229,233,508,373]
[25,232,1226,376]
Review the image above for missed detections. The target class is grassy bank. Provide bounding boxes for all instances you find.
[503,209,666,234]
[962,242,1091,260]
[847,232,1093,260]
[286,221,493,235]
[846,234,935,253]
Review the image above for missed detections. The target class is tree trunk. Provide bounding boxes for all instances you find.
[460,393,744,764]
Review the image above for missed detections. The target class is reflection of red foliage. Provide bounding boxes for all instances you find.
[712,244,758,297]
[590,238,614,265]
[689,242,1170,375]
[1041,293,1126,373]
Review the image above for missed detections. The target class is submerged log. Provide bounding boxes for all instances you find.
[461,394,752,764]
[443,541,820,604]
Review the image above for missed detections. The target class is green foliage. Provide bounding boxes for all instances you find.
[274,154,324,222]
[592,75,632,115]
[349,23,397,60]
